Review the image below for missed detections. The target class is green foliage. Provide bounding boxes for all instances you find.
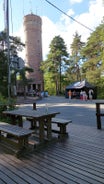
[96,77,104,99]
[41,35,69,95]
[0,94,16,122]
[0,31,34,98]
[81,20,104,98]
[0,94,16,108]
[15,66,34,98]
[0,51,8,96]
[0,31,25,97]
[41,19,104,98]
[43,72,56,95]
[64,19,104,99]
[66,32,85,82]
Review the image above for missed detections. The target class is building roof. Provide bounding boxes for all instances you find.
[66,80,94,90]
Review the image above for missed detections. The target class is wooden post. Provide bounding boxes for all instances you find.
[96,103,101,129]
[33,103,36,110]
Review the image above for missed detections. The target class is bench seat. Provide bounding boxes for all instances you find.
[51,118,72,137]
[27,117,72,138]
[0,122,33,156]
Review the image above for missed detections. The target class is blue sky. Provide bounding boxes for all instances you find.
[0,0,89,32]
[0,0,104,59]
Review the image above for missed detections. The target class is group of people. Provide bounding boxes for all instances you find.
[68,89,94,101]
[80,89,94,100]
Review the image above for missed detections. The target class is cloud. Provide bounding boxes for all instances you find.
[42,0,104,58]
[42,16,60,59]
[69,0,83,4]
[16,0,104,60]
[89,0,104,27]
[13,25,25,60]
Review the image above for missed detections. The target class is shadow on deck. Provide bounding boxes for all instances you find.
[0,124,104,184]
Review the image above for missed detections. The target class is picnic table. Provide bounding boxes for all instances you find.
[3,108,59,143]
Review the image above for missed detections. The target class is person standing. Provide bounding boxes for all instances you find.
[80,90,83,100]
[68,90,72,101]
[72,90,76,99]
[83,90,88,101]
[88,89,94,100]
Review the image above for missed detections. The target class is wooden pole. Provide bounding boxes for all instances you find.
[5,0,11,99]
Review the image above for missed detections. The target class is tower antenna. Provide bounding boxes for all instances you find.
[29,0,33,14]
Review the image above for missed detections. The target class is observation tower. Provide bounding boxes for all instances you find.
[23,14,44,92]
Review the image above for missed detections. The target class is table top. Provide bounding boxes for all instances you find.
[3,108,60,119]
[95,102,104,105]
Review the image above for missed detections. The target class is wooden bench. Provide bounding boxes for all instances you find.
[51,118,72,137]
[27,117,72,138]
[0,122,33,156]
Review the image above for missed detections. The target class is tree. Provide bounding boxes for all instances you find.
[80,19,104,98]
[13,66,34,99]
[43,71,56,95]
[0,50,8,96]
[41,35,69,95]
[68,32,85,81]
[81,20,104,85]
[0,31,25,97]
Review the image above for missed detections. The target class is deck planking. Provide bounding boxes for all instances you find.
[0,124,104,184]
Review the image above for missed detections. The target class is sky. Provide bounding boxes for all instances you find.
[0,0,104,60]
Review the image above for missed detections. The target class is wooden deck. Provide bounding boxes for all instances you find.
[0,124,104,184]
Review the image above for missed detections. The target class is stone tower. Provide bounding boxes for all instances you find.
[23,14,44,92]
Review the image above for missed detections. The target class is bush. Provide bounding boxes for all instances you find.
[0,94,16,122]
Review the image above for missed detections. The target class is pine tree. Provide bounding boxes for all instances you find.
[66,32,85,82]
[41,35,69,95]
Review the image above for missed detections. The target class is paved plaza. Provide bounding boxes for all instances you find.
[17,96,104,128]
